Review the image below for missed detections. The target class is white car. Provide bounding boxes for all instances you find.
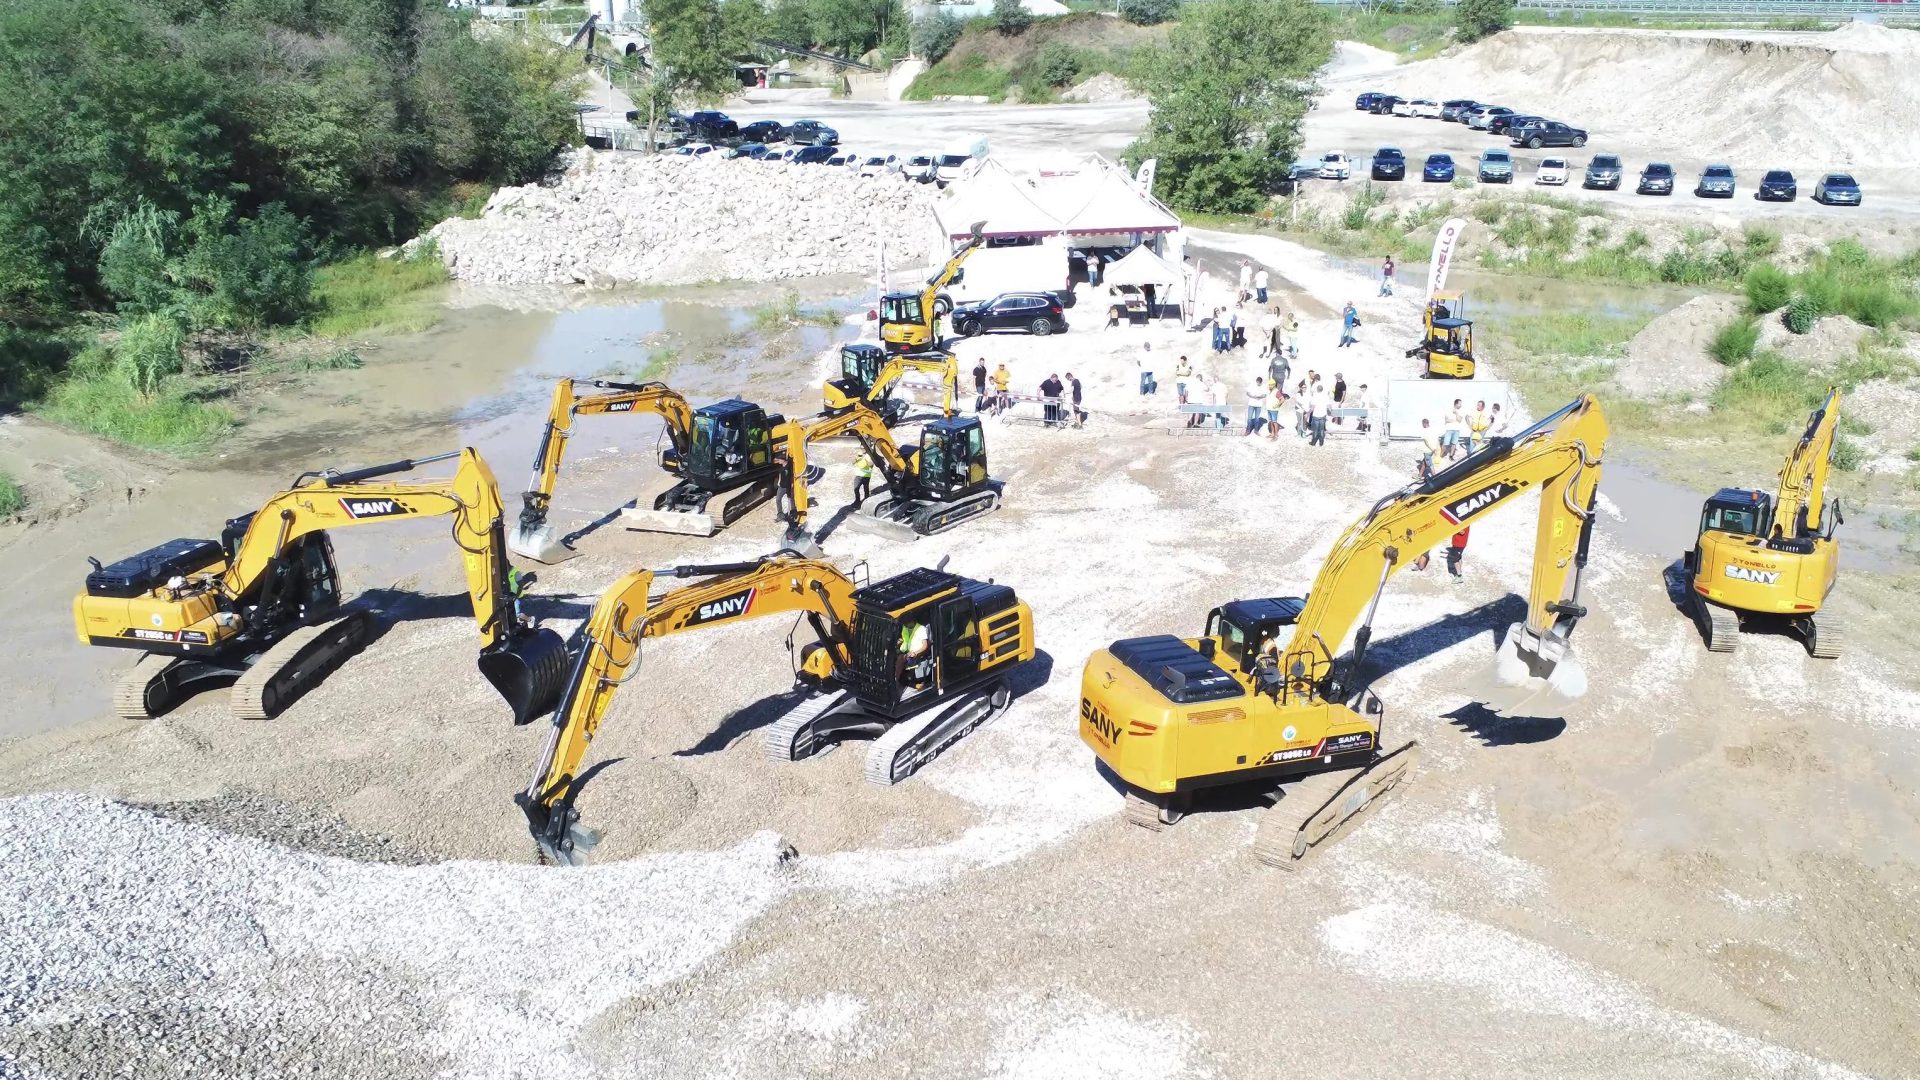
[1391,98,1416,117]
[858,154,900,178]
[1319,152,1351,180]
[675,142,715,157]
[1409,99,1443,119]
[1535,158,1569,186]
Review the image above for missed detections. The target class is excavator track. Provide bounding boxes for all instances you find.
[1252,741,1419,871]
[1805,611,1845,659]
[1123,790,1188,832]
[1695,595,1741,653]
[114,653,176,720]
[762,690,855,763]
[863,682,1010,786]
[844,488,1002,542]
[230,612,372,721]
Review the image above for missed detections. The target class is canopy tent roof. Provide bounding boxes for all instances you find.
[1101,244,1184,288]
[930,160,1061,240]
[932,157,1183,241]
[1048,167,1182,237]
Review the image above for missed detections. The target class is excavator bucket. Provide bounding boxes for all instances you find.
[1486,622,1587,716]
[479,627,572,725]
[507,519,581,565]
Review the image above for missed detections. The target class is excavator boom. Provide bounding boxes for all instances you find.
[1771,386,1841,540]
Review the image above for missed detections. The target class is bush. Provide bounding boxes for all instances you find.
[1708,317,1760,366]
[1786,294,1819,334]
[114,314,186,397]
[1744,263,1792,315]
[1342,183,1386,230]
[1455,0,1515,42]
[1035,42,1081,86]
[1711,350,1823,426]
[175,202,312,330]
[993,0,1033,35]
[910,8,963,61]
[1741,225,1780,260]
[0,473,22,517]
[1119,0,1180,25]
[1832,434,1866,472]
[1471,201,1504,224]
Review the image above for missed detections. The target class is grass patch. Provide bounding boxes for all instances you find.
[308,246,451,338]
[904,53,1016,101]
[0,473,23,517]
[36,371,234,451]
[1708,318,1761,366]
[1332,11,1453,58]
[1501,312,1648,357]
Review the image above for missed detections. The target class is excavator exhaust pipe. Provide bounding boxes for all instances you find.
[507,520,581,566]
[1486,622,1587,716]
[479,627,572,725]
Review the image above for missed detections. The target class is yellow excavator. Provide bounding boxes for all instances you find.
[773,400,1002,545]
[880,223,984,354]
[1079,394,1608,870]
[74,449,569,724]
[507,378,788,563]
[1683,386,1844,657]
[1406,290,1475,379]
[517,551,1035,863]
[823,342,959,424]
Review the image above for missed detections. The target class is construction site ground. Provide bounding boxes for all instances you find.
[1,229,1915,1078]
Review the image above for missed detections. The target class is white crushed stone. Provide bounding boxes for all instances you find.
[981,993,1207,1080]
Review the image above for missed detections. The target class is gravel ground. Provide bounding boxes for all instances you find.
[1,242,1916,1078]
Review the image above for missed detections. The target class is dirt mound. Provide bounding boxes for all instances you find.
[1619,293,1743,398]
[1844,378,1920,472]
[1060,72,1135,103]
[1754,311,1872,370]
[1362,25,1920,168]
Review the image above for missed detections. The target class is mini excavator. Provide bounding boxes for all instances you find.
[1683,386,1844,657]
[1080,394,1609,870]
[1406,290,1475,379]
[823,342,959,424]
[75,449,569,724]
[880,223,984,354]
[507,378,787,562]
[773,400,1002,544]
[517,552,1035,864]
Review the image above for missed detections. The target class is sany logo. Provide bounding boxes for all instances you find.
[1441,482,1511,525]
[607,401,635,412]
[1081,699,1121,744]
[689,587,756,625]
[1724,564,1780,585]
[339,497,409,520]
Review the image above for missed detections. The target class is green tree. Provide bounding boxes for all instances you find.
[174,201,311,330]
[993,0,1033,36]
[1036,42,1080,86]
[1118,0,1179,26]
[910,8,964,61]
[720,0,770,53]
[1455,0,1515,43]
[812,0,879,54]
[1126,0,1332,212]
[768,0,815,43]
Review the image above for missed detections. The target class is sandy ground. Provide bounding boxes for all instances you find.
[1,236,1916,1078]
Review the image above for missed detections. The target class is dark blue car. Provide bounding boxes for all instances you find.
[792,144,836,165]
[1814,173,1861,206]
[1422,153,1456,182]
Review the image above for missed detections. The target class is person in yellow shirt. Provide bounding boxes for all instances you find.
[1468,399,1492,454]
[1419,418,1441,479]
[991,362,1011,414]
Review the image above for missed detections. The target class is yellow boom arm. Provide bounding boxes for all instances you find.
[517,554,859,862]
[824,352,960,418]
[1770,386,1841,540]
[774,403,915,536]
[517,378,696,528]
[1286,395,1608,703]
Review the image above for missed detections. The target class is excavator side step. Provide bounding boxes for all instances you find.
[1252,741,1420,871]
[230,612,373,721]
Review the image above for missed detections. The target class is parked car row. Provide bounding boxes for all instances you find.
[1347,146,1867,205]
[1354,92,1589,149]
[656,110,842,147]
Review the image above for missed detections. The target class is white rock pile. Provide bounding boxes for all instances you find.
[418,150,937,288]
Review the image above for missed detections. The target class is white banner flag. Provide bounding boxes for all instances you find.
[1426,216,1468,302]
[1134,158,1158,196]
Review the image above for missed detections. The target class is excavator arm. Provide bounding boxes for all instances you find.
[1771,386,1841,540]
[773,403,915,538]
[825,352,960,418]
[517,554,860,863]
[1283,394,1608,711]
[510,377,698,562]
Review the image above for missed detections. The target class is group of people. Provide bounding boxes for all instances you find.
[1416,398,1505,477]
[968,359,1083,429]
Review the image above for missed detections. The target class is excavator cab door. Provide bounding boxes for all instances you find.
[880,294,928,353]
[843,343,886,390]
[918,417,987,499]
[291,533,343,617]
[683,400,775,488]
[934,596,980,687]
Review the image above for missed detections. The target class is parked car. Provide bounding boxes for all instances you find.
[1319,152,1352,180]
[1583,154,1623,190]
[858,154,900,177]
[827,151,856,168]
[1477,148,1514,183]
[904,154,936,182]
[783,119,839,146]
[1371,147,1407,181]
[1510,120,1587,149]
[1370,95,1405,115]
[1535,158,1569,186]
[684,110,737,142]
[737,120,784,144]
[726,142,771,159]
[1422,153,1456,182]
[1440,99,1483,122]
[1389,97,1417,117]
[1489,113,1542,137]
[1756,169,1797,202]
[1814,172,1862,206]
[1637,161,1676,195]
[1466,106,1515,130]
[1287,158,1323,182]
[1696,164,1737,198]
[951,293,1068,338]
[792,144,837,165]
[1355,91,1387,110]
[675,142,716,157]
[1409,99,1443,119]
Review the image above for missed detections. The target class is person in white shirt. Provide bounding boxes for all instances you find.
[1258,307,1279,359]
[1489,402,1509,436]
[1253,266,1270,304]
[1245,377,1267,435]
[1442,399,1467,460]
[1309,384,1332,446]
[1237,259,1253,299]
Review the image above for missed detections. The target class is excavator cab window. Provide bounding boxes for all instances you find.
[293,534,342,615]
[686,402,773,485]
[842,344,886,389]
[880,295,923,326]
[919,418,987,497]
[1206,611,1253,671]
[1702,494,1768,538]
[936,597,979,684]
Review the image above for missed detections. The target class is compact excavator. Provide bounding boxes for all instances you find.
[1683,386,1844,657]
[507,377,787,562]
[823,342,959,424]
[75,449,570,724]
[1079,394,1608,870]
[516,551,1035,864]
[879,223,984,354]
[773,400,1002,544]
[1406,290,1475,379]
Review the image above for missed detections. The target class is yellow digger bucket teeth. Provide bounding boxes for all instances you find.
[1486,621,1587,716]
[480,627,572,725]
[507,521,580,565]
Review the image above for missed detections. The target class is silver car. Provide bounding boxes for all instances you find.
[1696,164,1737,198]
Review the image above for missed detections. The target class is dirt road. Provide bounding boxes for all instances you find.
[0,240,1913,1078]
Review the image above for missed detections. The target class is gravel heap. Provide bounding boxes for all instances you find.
[419,150,937,287]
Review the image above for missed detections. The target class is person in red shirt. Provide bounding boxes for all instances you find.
[1445,527,1470,583]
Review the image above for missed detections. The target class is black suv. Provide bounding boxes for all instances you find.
[1510,120,1587,149]
[1355,91,1386,110]
[685,110,737,142]
[1371,147,1406,181]
[951,293,1068,337]
[1489,113,1541,137]
[1583,154,1623,189]
[1637,161,1675,195]
[737,120,784,144]
[1369,95,1404,115]
[1756,169,1797,202]
[783,119,839,146]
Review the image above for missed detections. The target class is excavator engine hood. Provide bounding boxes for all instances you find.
[480,626,571,725]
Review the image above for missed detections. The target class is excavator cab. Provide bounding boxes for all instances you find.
[879,293,931,353]
[825,343,901,420]
[1411,291,1475,379]
[912,417,991,501]
[672,399,778,491]
[842,567,1018,713]
[1699,489,1771,541]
